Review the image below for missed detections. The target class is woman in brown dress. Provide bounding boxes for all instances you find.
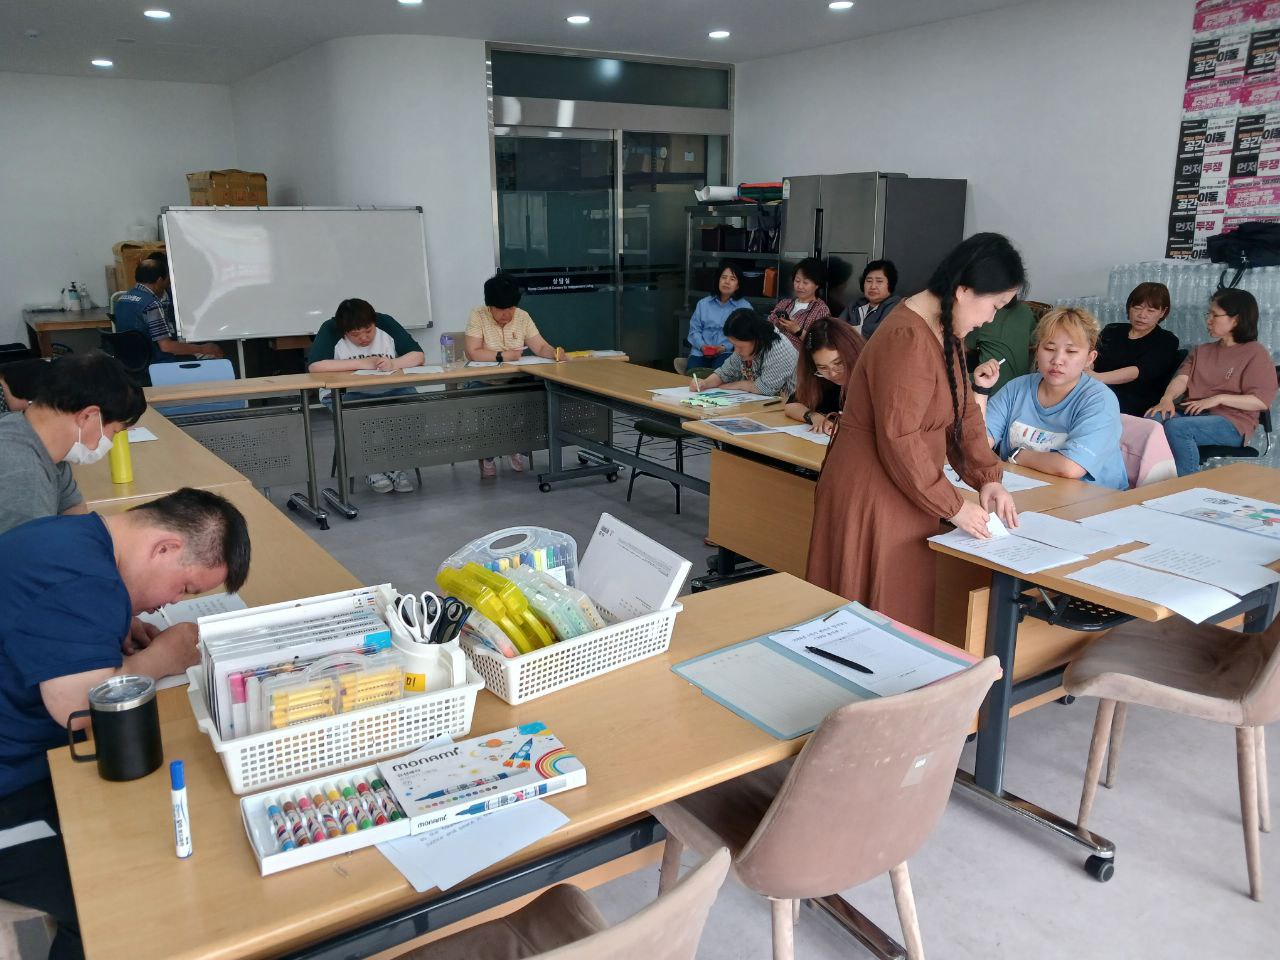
[807,233,1026,633]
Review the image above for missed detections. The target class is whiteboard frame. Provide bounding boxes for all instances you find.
[159,205,433,341]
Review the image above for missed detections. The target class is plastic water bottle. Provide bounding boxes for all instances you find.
[440,333,459,370]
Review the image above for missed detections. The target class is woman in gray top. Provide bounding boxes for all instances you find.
[693,308,799,398]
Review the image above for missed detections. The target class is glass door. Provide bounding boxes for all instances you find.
[494,130,618,350]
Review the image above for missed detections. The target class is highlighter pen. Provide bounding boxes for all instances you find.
[171,760,192,859]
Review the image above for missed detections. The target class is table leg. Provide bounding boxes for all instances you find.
[953,571,1116,876]
[535,382,617,491]
[1244,583,1278,633]
[321,388,359,520]
[285,388,329,530]
[37,329,54,358]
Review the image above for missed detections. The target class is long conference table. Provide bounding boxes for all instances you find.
[58,407,890,960]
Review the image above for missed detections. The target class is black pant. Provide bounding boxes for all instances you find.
[0,778,82,960]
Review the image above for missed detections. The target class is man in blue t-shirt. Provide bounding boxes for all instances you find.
[0,489,250,959]
[112,260,224,364]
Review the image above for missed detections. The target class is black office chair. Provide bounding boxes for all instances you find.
[99,330,153,387]
[1197,365,1278,466]
[0,343,37,365]
[626,366,713,515]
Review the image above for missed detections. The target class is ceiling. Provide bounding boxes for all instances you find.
[1,0,1032,86]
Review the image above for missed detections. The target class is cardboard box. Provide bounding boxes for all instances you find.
[112,241,166,290]
[187,169,269,206]
[667,134,705,174]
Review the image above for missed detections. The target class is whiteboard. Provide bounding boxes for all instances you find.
[161,207,433,341]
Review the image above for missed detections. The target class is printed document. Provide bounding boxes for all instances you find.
[1142,488,1280,541]
[943,464,1050,493]
[1065,559,1238,623]
[1117,544,1280,597]
[577,514,690,620]
[774,424,832,446]
[929,527,1085,574]
[1078,505,1280,565]
[1011,512,1135,555]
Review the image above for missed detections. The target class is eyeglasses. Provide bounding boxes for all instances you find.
[815,361,845,377]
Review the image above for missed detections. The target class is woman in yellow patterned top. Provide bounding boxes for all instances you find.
[465,272,565,478]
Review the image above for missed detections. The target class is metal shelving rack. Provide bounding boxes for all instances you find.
[681,202,785,327]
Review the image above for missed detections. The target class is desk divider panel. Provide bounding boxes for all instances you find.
[174,406,311,489]
[341,383,610,479]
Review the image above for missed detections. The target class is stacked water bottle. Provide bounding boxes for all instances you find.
[1057,260,1280,361]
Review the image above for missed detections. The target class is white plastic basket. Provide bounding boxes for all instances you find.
[186,664,484,794]
[461,603,682,704]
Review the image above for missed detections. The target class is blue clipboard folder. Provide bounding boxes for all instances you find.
[672,602,972,740]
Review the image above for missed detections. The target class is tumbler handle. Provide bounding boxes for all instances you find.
[67,711,95,763]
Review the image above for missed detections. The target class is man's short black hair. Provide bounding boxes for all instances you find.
[483,272,522,310]
[129,487,251,592]
[334,298,377,336]
[0,358,52,401]
[32,351,147,426]
[135,260,167,285]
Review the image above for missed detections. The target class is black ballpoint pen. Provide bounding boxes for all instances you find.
[805,645,873,674]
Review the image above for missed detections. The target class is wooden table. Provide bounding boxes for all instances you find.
[74,408,248,506]
[50,574,842,960]
[927,462,1280,879]
[527,360,779,495]
[23,308,113,357]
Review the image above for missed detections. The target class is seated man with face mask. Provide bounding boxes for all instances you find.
[0,351,147,535]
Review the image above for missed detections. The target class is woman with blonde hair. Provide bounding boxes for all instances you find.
[975,306,1127,489]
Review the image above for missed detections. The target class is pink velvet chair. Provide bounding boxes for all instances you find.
[394,847,729,960]
[652,657,1001,960]
[1065,612,1280,900]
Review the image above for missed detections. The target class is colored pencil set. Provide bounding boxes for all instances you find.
[263,775,405,851]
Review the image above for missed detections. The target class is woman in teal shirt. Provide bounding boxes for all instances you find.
[686,264,751,371]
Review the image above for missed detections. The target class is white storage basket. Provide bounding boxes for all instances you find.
[187,664,483,794]
[462,603,682,705]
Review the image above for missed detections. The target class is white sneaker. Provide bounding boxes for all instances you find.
[391,470,414,493]
[507,454,528,473]
[366,472,394,494]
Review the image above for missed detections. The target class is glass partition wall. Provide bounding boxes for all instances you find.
[490,48,732,368]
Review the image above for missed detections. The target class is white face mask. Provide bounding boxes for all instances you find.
[64,412,113,465]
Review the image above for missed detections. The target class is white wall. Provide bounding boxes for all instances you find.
[733,0,1196,301]
[0,73,237,343]
[233,35,495,357]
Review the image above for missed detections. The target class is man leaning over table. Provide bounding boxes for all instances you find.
[0,488,250,960]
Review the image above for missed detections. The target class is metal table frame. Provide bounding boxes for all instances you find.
[537,379,710,496]
[955,573,1280,877]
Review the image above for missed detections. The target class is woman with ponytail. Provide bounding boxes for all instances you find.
[806,233,1026,632]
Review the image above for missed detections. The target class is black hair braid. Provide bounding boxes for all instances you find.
[938,294,968,471]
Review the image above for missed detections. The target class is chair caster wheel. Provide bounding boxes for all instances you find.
[1058,695,1076,705]
[539,482,552,493]
[286,499,297,512]
[577,453,590,465]
[606,472,619,483]
[318,519,330,531]
[1084,855,1114,882]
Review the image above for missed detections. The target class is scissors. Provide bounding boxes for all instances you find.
[395,592,442,645]
[430,597,471,644]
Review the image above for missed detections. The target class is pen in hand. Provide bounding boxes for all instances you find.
[692,373,701,392]
[805,645,873,674]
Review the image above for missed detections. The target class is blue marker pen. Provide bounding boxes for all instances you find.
[171,760,192,859]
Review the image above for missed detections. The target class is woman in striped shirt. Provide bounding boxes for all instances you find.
[693,308,799,398]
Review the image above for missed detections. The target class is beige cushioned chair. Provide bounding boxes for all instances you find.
[1064,612,1280,900]
[652,656,1000,960]
[394,847,729,960]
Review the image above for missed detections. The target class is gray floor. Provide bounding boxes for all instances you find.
[259,422,1280,960]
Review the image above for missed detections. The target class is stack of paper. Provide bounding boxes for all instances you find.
[929,519,1087,574]
[1009,512,1134,555]
[1079,505,1280,565]
[577,513,691,621]
[126,426,159,443]
[774,423,832,446]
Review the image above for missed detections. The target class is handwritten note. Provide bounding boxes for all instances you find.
[1065,559,1238,623]
[1117,544,1280,597]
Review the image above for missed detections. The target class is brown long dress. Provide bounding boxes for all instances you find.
[806,304,1002,634]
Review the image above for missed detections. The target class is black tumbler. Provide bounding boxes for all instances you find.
[67,675,163,781]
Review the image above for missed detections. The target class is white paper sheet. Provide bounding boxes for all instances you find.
[773,424,832,446]
[1142,487,1280,541]
[1065,559,1239,623]
[590,350,626,357]
[402,365,445,374]
[126,426,159,443]
[943,464,1050,494]
[648,386,772,404]
[1078,505,1280,565]
[770,608,965,697]
[466,361,501,367]
[1117,544,1280,597]
[0,821,55,852]
[577,514,691,620]
[378,801,568,892]
[139,592,247,631]
[351,369,394,376]
[677,641,860,739]
[506,355,555,366]
[929,527,1086,574]
[1011,512,1135,555]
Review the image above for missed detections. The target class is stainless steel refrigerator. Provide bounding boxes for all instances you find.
[778,172,967,315]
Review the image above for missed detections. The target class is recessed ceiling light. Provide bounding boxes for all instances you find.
[143,9,171,19]
[567,15,590,25]
[398,0,423,5]
[91,58,114,68]
[829,1,855,10]
[708,30,730,39]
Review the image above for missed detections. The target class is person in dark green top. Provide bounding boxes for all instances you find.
[966,298,1036,394]
[308,298,425,494]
